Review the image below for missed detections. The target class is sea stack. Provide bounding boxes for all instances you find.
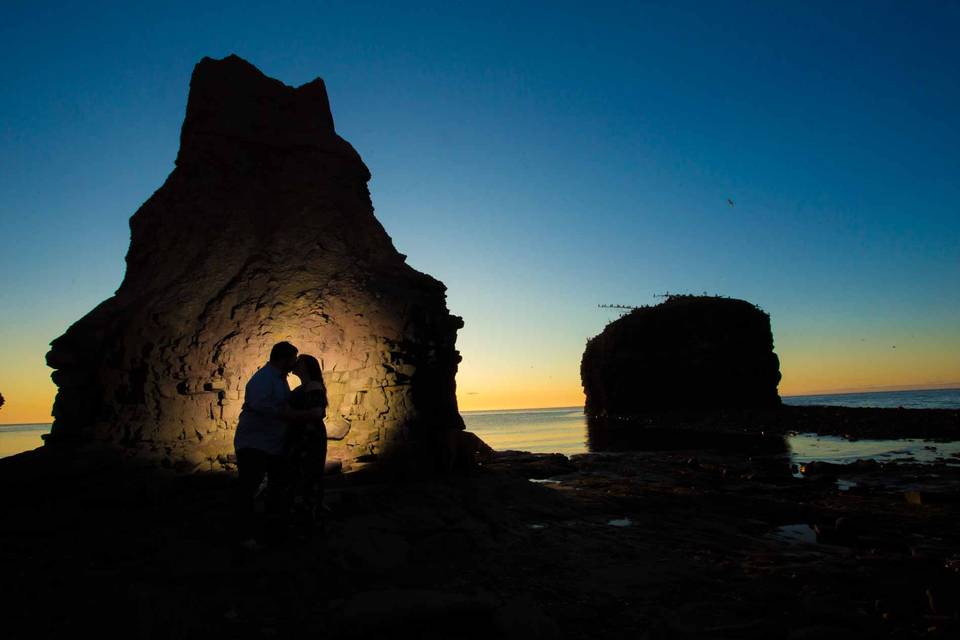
[46,55,464,467]
[581,295,781,416]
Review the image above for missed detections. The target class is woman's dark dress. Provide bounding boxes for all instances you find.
[286,386,327,524]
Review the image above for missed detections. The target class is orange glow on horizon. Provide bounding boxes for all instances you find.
[3,355,959,424]
[0,381,55,425]
[775,337,960,398]
[456,384,585,412]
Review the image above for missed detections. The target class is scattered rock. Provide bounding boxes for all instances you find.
[904,490,960,506]
[493,593,560,640]
[338,589,499,635]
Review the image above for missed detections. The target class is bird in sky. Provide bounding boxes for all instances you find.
[727,198,735,207]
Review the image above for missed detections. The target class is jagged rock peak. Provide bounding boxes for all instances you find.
[177,54,342,163]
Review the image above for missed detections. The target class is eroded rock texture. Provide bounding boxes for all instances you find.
[581,295,781,416]
[46,55,464,466]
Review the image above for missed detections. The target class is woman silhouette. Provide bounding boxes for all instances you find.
[287,354,332,531]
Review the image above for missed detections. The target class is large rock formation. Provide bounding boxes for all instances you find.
[581,295,781,416]
[46,55,464,467]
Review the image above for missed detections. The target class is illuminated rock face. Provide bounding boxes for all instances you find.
[46,55,464,466]
[581,296,781,416]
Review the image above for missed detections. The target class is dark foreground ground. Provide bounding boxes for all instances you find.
[3,407,960,639]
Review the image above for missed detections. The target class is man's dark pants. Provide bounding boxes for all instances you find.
[235,447,290,542]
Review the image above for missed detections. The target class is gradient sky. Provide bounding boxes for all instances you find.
[1,1,959,423]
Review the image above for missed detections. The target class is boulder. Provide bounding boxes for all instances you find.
[45,55,464,466]
[581,295,781,416]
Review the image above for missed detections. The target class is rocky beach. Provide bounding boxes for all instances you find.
[3,404,960,639]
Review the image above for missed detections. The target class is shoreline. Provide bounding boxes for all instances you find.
[3,420,959,638]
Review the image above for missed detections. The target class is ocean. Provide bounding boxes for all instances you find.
[782,387,960,410]
[0,423,53,459]
[2,388,958,461]
[462,388,960,457]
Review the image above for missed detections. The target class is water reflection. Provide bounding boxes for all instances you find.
[607,517,633,527]
[769,524,817,545]
[465,405,960,470]
[788,433,960,466]
[463,408,790,456]
[586,415,787,454]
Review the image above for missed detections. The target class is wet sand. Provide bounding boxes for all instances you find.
[3,407,959,639]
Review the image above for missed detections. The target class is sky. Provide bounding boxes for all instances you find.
[1,1,958,423]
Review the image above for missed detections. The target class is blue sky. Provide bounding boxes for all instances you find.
[1,1,958,420]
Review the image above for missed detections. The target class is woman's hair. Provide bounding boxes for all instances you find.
[298,354,324,383]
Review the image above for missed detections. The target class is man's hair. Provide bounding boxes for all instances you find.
[270,341,298,362]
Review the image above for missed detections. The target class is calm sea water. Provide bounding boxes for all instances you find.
[462,407,588,456]
[782,388,960,466]
[0,423,52,459]
[3,388,958,460]
[463,388,960,458]
[783,388,960,410]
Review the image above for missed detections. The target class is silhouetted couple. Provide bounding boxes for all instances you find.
[234,341,348,548]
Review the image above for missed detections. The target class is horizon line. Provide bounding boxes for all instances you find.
[458,383,960,413]
[2,384,958,426]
